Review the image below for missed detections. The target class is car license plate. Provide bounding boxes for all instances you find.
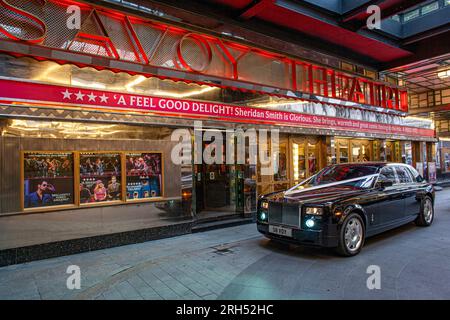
[269,225,292,237]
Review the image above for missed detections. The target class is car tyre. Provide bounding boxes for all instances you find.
[336,212,365,257]
[415,196,434,227]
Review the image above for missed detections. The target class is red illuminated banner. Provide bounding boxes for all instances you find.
[0,0,408,112]
[0,79,432,138]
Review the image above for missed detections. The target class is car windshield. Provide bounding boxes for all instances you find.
[290,165,380,191]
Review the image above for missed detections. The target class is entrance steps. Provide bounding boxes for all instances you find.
[192,214,254,233]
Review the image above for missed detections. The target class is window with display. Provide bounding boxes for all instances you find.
[386,141,396,162]
[274,145,288,182]
[351,140,371,162]
[126,153,163,200]
[292,137,321,184]
[23,152,74,209]
[307,142,319,175]
[337,140,349,164]
[292,141,306,182]
[79,153,122,204]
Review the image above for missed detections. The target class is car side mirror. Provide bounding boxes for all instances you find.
[378,180,393,189]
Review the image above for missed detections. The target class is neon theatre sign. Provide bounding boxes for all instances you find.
[0,0,408,111]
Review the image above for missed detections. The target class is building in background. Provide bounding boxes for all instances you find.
[0,0,448,264]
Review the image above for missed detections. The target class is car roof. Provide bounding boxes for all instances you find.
[330,162,412,168]
[331,162,385,167]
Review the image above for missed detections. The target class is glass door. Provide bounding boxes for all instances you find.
[337,139,349,164]
[292,140,306,185]
[307,141,320,176]
[194,131,238,219]
[350,140,372,162]
[386,141,395,162]
[291,136,322,186]
[257,134,290,195]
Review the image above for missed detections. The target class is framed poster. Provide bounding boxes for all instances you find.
[416,162,424,177]
[125,152,163,200]
[79,152,122,204]
[428,162,437,184]
[23,152,74,209]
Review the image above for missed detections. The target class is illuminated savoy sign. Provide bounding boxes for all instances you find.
[0,0,408,111]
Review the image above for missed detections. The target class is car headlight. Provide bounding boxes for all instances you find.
[261,201,269,209]
[259,211,268,221]
[305,207,324,215]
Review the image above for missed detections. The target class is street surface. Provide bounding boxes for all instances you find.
[1,189,450,300]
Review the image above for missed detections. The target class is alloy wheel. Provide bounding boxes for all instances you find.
[423,198,433,224]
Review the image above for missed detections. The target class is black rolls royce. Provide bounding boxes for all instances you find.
[257,163,435,256]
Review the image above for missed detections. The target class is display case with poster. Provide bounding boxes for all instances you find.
[125,152,163,201]
[23,152,74,209]
[79,152,122,204]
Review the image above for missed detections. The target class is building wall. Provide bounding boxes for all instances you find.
[0,135,183,215]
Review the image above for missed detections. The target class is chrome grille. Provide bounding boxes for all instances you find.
[268,202,300,228]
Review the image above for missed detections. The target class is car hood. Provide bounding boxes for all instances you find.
[264,185,368,204]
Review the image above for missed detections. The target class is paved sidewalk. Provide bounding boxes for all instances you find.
[1,189,450,300]
[0,224,262,300]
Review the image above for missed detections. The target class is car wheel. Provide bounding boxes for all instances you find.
[336,213,365,257]
[415,196,434,227]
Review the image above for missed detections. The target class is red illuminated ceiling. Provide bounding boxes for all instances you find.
[212,0,413,63]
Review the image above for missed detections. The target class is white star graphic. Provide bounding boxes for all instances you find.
[61,89,72,100]
[99,94,109,103]
[75,91,85,101]
[87,92,97,102]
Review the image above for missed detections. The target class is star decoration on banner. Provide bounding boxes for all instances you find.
[75,91,85,101]
[87,92,97,102]
[99,94,109,103]
[61,89,72,100]
[59,89,110,104]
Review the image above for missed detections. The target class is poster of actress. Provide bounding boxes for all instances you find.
[79,153,122,204]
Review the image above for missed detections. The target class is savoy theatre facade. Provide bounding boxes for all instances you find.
[0,0,436,246]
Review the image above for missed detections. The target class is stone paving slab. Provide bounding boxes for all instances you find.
[0,189,450,300]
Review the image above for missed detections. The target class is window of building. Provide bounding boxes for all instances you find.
[386,76,398,85]
[421,1,439,15]
[337,140,349,164]
[341,62,355,72]
[403,9,420,22]
[292,141,306,182]
[364,69,377,80]
[351,140,371,162]
[257,134,291,194]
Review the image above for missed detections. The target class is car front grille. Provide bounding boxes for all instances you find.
[268,202,301,228]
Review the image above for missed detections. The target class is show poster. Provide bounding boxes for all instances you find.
[23,152,74,209]
[125,153,162,200]
[79,153,122,203]
[428,162,437,184]
[416,162,424,177]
